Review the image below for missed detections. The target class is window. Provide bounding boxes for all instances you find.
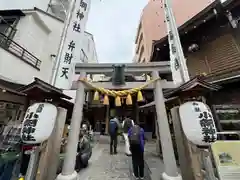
[0,16,19,39]
[80,49,88,63]
[0,102,23,125]
[139,46,144,62]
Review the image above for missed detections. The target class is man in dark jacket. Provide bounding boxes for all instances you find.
[108,116,119,154]
[128,124,145,179]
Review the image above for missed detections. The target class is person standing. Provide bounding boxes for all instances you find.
[108,116,119,154]
[122,117,134,156]
[128,124,145,179]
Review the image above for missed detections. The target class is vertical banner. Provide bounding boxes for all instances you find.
[55,0,91,89]
[163,0,190,85]
[163,2,183,85]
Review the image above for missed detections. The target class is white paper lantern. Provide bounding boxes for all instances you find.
[21,103,57,144]
[179,101,217,146]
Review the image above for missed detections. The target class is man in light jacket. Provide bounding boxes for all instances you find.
[122,117,134,156]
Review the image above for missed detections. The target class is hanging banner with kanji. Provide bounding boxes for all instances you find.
[55,0,91,89]
[163,0,183,85]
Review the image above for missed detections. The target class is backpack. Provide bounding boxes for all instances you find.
[109,120,117,135]
[129,125,141,144]
[123,118,133,133]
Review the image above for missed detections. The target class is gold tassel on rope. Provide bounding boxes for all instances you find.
[137,90,143,102]
[115,96,121,106]
[126,94,132,105]
[103,94,109,105]
[93,91,100,101]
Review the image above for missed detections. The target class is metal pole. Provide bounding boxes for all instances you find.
[51,0,77,86]
[163,0,190,83]
[24,146,41,180]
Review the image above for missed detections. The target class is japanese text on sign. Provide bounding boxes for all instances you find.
[21,103,58,144]
[56,0,91,89]
[179,101,217,146]
[22,104,44,142]
[192,102,216,143]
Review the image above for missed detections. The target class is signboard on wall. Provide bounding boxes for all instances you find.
[55,0,91,89]
[211,141,240,180]
[21,103,57,144]
[179,101,217,146]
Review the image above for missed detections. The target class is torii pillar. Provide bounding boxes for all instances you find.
[152,71,181,180]
[56,72,86,180]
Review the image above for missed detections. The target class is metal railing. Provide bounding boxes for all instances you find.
[0,32,41,70]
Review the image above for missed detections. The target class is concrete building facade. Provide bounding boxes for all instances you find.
[0,0,98,126]
[134,0,215,63]
[0,4,97,85]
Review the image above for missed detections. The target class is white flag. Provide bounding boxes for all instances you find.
[55,0,91,89]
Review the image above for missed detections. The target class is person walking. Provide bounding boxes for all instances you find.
[122,117,134,156]
[108,116,119,154]
[128,124,145,179]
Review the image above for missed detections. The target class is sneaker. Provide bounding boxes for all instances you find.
[140,177,144,180]
[132,173,139,179]
[125,153,132,156]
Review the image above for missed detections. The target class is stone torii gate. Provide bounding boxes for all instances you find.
[56,62,182,180]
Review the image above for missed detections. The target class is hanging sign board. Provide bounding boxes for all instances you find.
[21,103,57,144]
[55,0,91,89]
[179,101,217,146]
[211,141,240,180]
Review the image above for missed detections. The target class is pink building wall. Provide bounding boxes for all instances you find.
[135,0,215,62]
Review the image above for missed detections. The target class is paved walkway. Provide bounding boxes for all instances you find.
[144,141,165,180]
[78,136,165,180]
[78,137,129,180]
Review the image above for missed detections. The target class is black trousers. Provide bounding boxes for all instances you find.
[20,153,30,175]
[75,153,83,171]
[110,134,117,153]
[130,143,144,177]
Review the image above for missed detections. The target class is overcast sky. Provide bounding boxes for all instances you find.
[86,0,147,63]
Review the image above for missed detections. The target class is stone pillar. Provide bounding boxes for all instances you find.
[37,107,67,180]
[171,107,195,180]
[56,72,86,180]
[155,115,161,155]
[135,99,140,124]
[105,105,110,134]
[152,71,181,180]
[46,108,67,180]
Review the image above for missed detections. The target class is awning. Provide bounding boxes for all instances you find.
[17,77,72,100]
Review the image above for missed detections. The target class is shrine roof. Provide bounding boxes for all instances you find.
[0,76,25,96]
[17,77,72,100]
[164,75,221,98]
[0,84,26,97]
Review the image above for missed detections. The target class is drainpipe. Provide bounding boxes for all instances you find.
[47,0,53,13]
[50,54,57,85]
